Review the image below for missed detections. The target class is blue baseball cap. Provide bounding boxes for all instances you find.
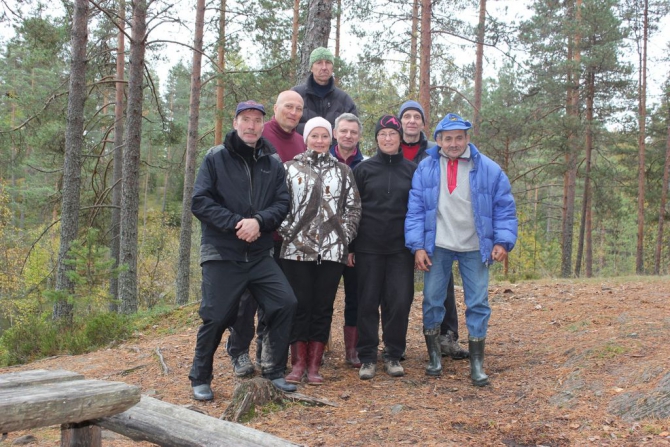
[433,113,472,140]
[235,100,266,117]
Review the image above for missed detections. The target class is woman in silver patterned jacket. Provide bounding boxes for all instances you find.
[279,117,361,386]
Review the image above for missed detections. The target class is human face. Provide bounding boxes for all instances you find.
[307,127,332,153]
[334,120,360,153]
[273,92,304,132]
[436,129,469,160]
[376,129,401,155]
[233,109,264,147]
[311,59,334,85]
[400,110,424,143]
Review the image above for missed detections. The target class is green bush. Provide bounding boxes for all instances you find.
[0,311,132,366]
[83,312,131,347]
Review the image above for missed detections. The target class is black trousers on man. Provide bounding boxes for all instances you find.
[441,274,459,339]
[355,251,414,364]
[188,256,296,385]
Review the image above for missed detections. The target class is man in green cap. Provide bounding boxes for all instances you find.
[292,47,358,135]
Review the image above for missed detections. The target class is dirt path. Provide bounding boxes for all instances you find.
[2,277,669,446]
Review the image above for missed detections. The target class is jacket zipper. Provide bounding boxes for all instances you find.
[231,150,256,262]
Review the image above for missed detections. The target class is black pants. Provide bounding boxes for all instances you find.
[440,275,459,340]
[282,259,344,343]
[188,256,296,385]
[343,265,358,327]
[225,240,283,358]
[355,251,414,363]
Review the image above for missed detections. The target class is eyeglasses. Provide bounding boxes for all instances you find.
[377,132,399,139]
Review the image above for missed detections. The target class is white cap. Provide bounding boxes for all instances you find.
[303,117,333,144]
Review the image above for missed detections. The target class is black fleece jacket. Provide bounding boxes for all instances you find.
[192,131,289,263]
[351,150,417,255]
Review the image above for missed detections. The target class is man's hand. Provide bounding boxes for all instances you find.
[415,249,432,272]
[491,244,508,262]
[347,253,355,267]
[236,218,261,243]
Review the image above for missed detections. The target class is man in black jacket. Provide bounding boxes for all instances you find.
[188,101,298,400]
[292,47,358,134]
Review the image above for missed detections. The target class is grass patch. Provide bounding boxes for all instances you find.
[591,342,627,359]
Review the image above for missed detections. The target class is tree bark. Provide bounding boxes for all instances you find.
[214,0,226,146]
[560,0,581,278]
[109,0,125,311]
[118,0,148,314]
[409,0,419,97]
[576,71,594,278]
[473,0,486,137]
[297,0,332,82]
[334,0,341,87]
[636,0,648,275]
[654,89,670,275]
[175,0,205,306]
[54,0,89,321]
[291,0,300,82]
[419,0,432,129]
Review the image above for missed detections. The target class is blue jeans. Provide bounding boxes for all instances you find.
[423,248,490,338]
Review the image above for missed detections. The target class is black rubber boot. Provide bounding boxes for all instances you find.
[423,327,443,377]
[468,337,489,387]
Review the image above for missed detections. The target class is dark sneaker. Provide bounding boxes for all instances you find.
[359,362,377,380]
[192,384,213,401]
[439,331,470,359]
[232,352,255,377]
[384,360,405,377]
[271,377,297,392]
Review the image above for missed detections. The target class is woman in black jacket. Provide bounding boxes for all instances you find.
[350,115,417,380]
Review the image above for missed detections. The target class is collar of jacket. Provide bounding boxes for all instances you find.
[427,142,479,160]
[225,131,273,159]
[375,149,406,165]
[298,148,338,165]
[305,73,335,95]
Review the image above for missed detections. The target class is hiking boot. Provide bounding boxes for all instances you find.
[192,384,213,401]
[384,360,404,377]
[231,352,255,377]
[439,330,470,359]
[359,362,377,380]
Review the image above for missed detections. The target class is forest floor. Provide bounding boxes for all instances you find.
[2,276,670,447]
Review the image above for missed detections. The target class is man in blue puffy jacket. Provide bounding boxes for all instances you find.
[405,113,517,386]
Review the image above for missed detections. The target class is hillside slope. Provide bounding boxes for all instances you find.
[2,277,669,446]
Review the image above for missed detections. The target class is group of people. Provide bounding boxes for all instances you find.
[188,47,518,401]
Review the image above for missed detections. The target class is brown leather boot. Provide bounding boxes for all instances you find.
[285,341,307,384]
[343,326,361,368]
[306,341,326,385]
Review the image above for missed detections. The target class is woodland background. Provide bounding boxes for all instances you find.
[0,0,669,364]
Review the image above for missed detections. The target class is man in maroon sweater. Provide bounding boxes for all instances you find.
[226,91,306,377]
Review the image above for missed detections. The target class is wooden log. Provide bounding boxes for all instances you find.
[97,395,298,447]
[61,421,102,447]
[0,369,84,390]
[0,379,140,433]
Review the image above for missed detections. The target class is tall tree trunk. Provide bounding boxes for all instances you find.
[54,0,89,321]
[334,0,341,87]
[419,0,432,129]
[175,0,205,305]
[297,0,332,82]
[560,0,581,278]
[409,0,419,97]
[576,71,594,278]
[118,0,147,314]
[472,0,486,137]
[214,0,226,146]
[654,88,670,275]
[291,0,300,82]
[109,0,125,311]
[636,0,648,275]
[162,92,173,213]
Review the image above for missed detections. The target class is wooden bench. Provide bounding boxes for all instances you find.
[0,369,141,445]
[0,369,297,447]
